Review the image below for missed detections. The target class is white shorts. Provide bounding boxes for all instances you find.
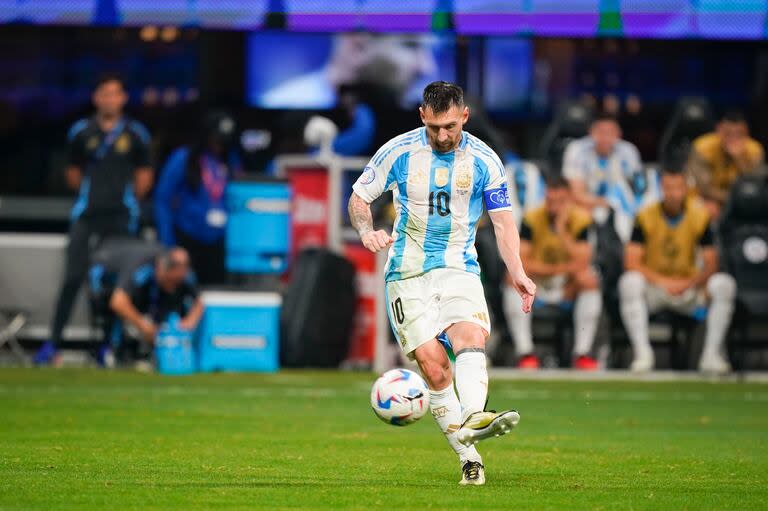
[385,268,491,359]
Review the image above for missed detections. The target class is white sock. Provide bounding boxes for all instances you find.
[573,289,602,356]
[703,273,736,359]
[455,351,488,423]
[618,272,653,359]
[503,285,534,355]
[429,384,481,464]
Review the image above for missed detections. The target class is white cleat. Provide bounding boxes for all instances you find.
[699,354,731,374]
[457,410,520,447]
[630,354,654,372]
[459,461,485,486]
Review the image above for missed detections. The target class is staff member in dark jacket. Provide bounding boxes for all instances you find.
[35,73,153,366]
[154,111,241,285]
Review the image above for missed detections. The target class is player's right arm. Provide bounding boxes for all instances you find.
[65,120,88,191]
[348,192,393,253]
[109,288,157,343]
[349,136,408,253]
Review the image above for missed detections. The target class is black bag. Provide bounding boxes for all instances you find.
[280,248,356,367]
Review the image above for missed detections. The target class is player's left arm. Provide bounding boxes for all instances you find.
[489,210,536,312]
[179,297,204,331]
[131,122,154,199]
[689,226,718,290]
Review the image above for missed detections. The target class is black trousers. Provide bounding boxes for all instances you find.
[175,228,226,286]
[50,215,134,346]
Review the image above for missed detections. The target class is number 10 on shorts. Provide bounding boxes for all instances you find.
[391,297,404,325]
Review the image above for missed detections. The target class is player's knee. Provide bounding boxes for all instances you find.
[618,271,645,301]
[447,322,487,352]
[707,273,736,302]
[574,268,600,291]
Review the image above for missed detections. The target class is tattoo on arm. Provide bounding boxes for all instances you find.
[348,193,374,237]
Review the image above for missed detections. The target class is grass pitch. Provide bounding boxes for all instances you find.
[1,369,767,510]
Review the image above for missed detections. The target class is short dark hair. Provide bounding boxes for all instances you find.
[591,112,619,126]
[660,166,686,178]
[421,81,464,114]
[545,174,571,190]
[720,110,747,124]
[95,72,125,91]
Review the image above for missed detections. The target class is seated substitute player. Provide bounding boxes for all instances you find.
[618,167,736,373]
[348,81,536,486]
[110,247,203,346]
[503,176,602,370]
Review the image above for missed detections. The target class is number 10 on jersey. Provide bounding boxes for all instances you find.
[429,191,451,216]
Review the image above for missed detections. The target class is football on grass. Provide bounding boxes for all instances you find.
[370,368,430,426]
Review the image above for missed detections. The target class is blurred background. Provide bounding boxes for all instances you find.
[0,0,767,375]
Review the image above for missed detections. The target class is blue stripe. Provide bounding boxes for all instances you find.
[422,151,454,274]
[129,120,151,145]
[373,132,420,166]
[89,265,105,293]
[463,158,484,273]
[70,177,90,220]
[68,119,89,141]
[468,138,506,178]
[123,184,139,234]
[133,264,154,286]
[383,286,400,343]
[386,153,412,281]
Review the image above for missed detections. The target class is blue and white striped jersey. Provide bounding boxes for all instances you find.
[562,136,642,197]
[352,127,512,282]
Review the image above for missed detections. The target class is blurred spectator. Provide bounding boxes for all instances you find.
[259,33,438,109]
[562,113,643,211]
[685,111,765,218]
[618,168,736,373]
[110,247,202,347]
[503,176,601,370]
[34,73,153,366]
[154,111,242,285]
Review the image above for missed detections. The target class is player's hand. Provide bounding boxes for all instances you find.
[178,316,197,331]
[361,229,394,253]
[511,270,536,313]
[666,278,693,296]
[138,319,158,344]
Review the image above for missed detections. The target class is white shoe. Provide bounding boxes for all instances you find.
[457,410,520,447]
[630,353,654,372]
[699,354,731,374]
[459,461,485,486]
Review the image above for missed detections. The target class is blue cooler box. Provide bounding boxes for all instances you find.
[197,291,281,372]
[155,323,196,375]
[225,179,291,274]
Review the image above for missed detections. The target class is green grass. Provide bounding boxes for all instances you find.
[1,369,767,510]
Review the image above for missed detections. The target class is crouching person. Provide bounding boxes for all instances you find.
[110,247,203,356]
[618,167,736,373]
[503,176,602,370]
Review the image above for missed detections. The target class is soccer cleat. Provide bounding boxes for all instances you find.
[96,344,116,369]
[457,410,520,447]
[33,341,61,367]
[459,461,485,486]
[699,354,731,374]
[630,353,654,372]
[517,354,540,370]
[574,355,598,371]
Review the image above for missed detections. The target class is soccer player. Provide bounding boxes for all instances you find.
[349,81,536,486]
[503,175,602,370]
[34,73,153,366]
[618,167,736,373]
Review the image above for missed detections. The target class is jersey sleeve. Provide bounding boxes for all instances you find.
[129,121,152,168]
[561,140,584,181]
[351,141,403,203]
[67,120,88,167]
[481,150,513,213]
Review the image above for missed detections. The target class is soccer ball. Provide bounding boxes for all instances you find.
[370,368,430,426]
